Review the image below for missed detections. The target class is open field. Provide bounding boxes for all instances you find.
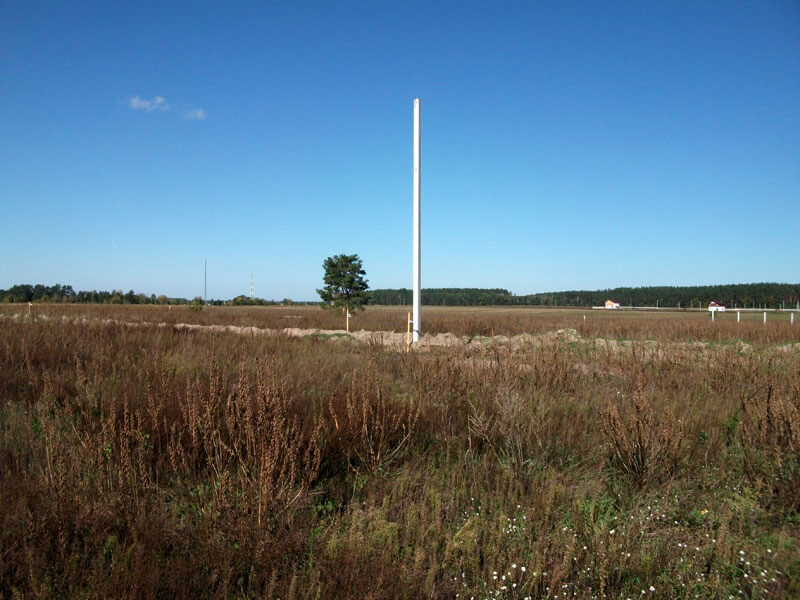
[1,306,799,598]
[3,303,799,344]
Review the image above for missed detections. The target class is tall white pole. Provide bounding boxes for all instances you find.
[412,98,421,343]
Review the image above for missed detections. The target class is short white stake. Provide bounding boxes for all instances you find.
[763,311,767,324]
[711,310,715,323]
[737,311,740,323]
[792,313,795,325]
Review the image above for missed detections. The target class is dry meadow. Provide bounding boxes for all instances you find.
[1,305,798,598]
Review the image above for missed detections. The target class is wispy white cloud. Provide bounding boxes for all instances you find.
[127,95,206,121]
[129,95,169,112]
[183,108,207,120]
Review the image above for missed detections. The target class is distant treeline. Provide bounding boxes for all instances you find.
[0,284,303,307]
[5,282,800,309]
[371,283,800,309]
[372,288,515,307]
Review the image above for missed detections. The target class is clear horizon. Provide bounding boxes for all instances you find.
[3,280,798,304]
[2,2,798,300]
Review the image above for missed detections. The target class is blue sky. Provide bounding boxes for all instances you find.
[2,1,798,300]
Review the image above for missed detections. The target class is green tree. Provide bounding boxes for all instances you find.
[317,254,370,331]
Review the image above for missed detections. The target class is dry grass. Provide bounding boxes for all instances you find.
[1,306,798,599]
[4,302,799,344]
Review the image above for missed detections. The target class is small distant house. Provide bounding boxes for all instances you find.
[708,301,726,312]
[605,299,620,309]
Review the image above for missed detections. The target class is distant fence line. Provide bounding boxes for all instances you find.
[591,306,799,312]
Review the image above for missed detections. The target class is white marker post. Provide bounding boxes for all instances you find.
[412,98,421,343]
[763,311,767,324]
[737,311,741,323]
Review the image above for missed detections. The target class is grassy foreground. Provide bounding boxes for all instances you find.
[1,307,798,599]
